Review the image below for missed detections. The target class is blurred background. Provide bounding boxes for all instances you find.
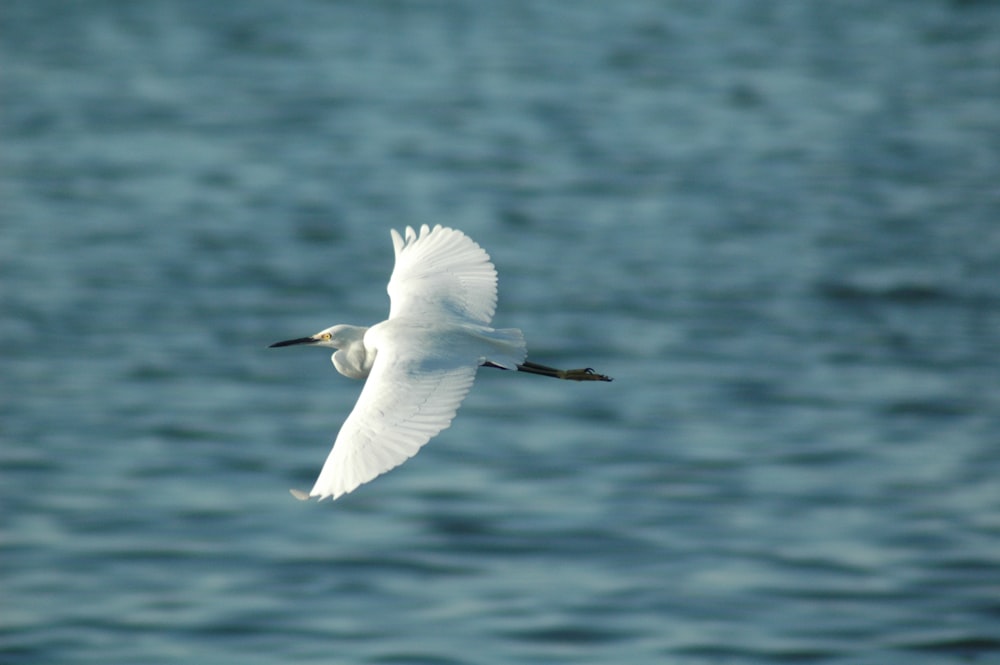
[2,1,999,663]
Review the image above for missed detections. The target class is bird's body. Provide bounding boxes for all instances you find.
[271,225,610,501]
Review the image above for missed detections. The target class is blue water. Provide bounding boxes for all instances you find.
[3,1,1000,663]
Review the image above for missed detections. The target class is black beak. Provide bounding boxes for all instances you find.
[269,336,316,348]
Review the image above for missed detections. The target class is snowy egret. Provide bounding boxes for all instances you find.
[270,224,612,501]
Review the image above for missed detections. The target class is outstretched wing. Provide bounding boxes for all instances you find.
[387,224,498,325]
[303,331,479,501]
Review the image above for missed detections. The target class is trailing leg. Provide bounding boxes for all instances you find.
[482,360,612,382]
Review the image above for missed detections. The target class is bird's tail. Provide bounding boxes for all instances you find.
[479,327,527,370]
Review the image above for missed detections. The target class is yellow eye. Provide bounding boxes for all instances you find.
[321,332,332,341]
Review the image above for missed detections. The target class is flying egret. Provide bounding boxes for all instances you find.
[270,224,612,501]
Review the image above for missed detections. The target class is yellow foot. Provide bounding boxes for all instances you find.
[561,368,613,382]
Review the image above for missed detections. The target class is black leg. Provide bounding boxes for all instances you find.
[482,360,612,382]
[516,360,613,382]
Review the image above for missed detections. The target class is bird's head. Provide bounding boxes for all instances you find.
[269,324,365,350]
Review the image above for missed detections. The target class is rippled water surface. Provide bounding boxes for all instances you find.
[3,1,1000,663]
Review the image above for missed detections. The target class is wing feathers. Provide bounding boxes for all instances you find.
[388,225,498,324]
[307,350,478,501]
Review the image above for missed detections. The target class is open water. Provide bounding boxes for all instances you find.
[3,1,1000,663]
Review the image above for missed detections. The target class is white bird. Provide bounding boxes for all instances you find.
[270,224,611,501]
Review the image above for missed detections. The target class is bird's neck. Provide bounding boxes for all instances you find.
[331,326,373,379]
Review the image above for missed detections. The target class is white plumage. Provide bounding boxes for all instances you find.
[387,225,499,324]
[270,224,610,501]
[274,225,525,500]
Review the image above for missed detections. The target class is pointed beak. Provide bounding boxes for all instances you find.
[269,336,317,348]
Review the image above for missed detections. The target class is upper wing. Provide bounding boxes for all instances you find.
[305,334,479,501]
[387,225,498,325]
